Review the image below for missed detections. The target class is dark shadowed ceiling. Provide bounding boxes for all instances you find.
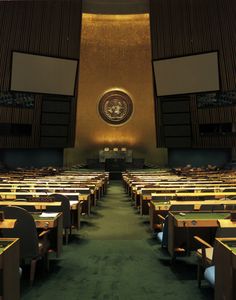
[82,0,149,14]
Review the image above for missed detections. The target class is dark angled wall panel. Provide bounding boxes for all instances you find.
[0,0,82,149]
[162,101,190,113]
[164,125,191,137]
[0,94,42,148]
[150,0,236,149]
[157,95,192,147]
[41,125,68,137]
[165,137,191,148]
[40,94,74,148]
[150,0,236,91]
[41,113,70,125]
[42,101,71,113]
[0,0,82,91]
[40,137,68,148]
[162,113,190,125]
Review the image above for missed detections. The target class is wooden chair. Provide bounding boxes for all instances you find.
[0,205,50,285]
[194,224,236,287]
[156,214,168,248]
[157,205,195,248]
[47,193,71,244]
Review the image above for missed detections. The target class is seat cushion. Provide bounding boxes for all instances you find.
[156,232,163,243]
[38,239,50,256]
[204,265,215,286]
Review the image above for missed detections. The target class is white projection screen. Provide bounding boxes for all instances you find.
[10,52,78,96]
[153,52,220,96]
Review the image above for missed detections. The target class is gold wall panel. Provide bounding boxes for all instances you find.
[64,14,167,166]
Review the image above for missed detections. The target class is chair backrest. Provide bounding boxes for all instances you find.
[47,193,71,228]
[15,191,31,200]
[141,189,156,196]
[200,204,225,211]
[17,205,37,213]
[222,188,236,192]
[169,204,195,211]
[152,195,173,201]
[201,189,215,193]
[0,189,10,192]
[225,204,236,210]
[0,206,39,260]
[212,226,236,262]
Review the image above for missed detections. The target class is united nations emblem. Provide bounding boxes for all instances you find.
[98,90,133,125]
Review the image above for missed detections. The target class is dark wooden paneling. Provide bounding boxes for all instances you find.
[0,1,82,91]
[164,125,191,137]
[40,137,68,148]
[157,95,192,147]
[41,125,68,137]
[0,95,42,148]
[41,113,70,125]
[40,94,73,148]
[197,106,236,124]
[162,101,190,113]
[150,0,236,91]
[0,0,82,149]
[189,94,236,148]
[165,137,192,148]
[42,101,71,113]
[150,0,236,149]
[162,113,190,125]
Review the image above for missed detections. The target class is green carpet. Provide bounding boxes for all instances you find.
[21,181,214,300]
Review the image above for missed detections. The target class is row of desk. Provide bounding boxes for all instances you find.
[123,168,236,300]
[0,169,109,300]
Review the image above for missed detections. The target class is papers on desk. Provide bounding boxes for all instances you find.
[39,212,58,218]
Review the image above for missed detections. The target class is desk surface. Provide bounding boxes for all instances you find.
[0,238,18,254]
[0,192,80,196]
[171,211,232,227]
[151,192,236,197]
[172,211,230,220]
[32,212,61,229]
[219,240,236,254]
[0,219,16,228]
[151,199,236,209]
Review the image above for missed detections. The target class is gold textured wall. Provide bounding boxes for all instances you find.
[64,13,167,166]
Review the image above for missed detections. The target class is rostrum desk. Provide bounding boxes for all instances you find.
[167,211,232,259]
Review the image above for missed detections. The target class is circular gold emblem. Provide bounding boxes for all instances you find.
[98,90,133,125]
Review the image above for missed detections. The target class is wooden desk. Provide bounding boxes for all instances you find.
[214,238,236,300]
[0,200,81,231]
[141,193,175,215]
[149,200,236,231]
[0,213,62,257]
[175,192,236,200]
[168,211,232,259]
[140,191,236,216]
[0,190,90,216]
[0,219,16,229]
[32,213,63,257]
[0,238,20,300]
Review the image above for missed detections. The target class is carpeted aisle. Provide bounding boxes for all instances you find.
[21,181,214,300]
